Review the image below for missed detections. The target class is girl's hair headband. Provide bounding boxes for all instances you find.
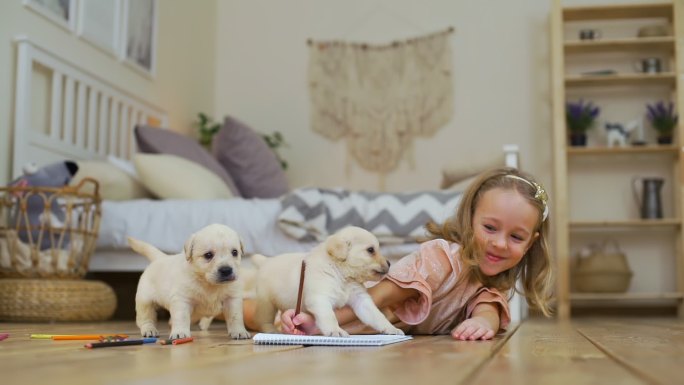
[505,175,549,222]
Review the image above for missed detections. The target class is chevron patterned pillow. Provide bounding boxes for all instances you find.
[278,188,463,244]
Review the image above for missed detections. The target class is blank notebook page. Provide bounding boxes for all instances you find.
[252,333,413,346]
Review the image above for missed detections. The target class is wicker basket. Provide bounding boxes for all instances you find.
[0,178,101,279]
[0,278,116,321]
[572,241,633,293]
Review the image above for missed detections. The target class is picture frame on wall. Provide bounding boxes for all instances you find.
[77,0,121,56]
[23,0,76,31]
[122,0,157,77]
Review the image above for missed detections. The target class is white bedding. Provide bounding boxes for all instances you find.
[97,199,420,259]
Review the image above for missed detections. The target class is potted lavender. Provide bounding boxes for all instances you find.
[566,99,600,146]
[646,101,678,144]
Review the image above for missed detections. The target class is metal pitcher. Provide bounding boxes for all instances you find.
[632,177,665,219]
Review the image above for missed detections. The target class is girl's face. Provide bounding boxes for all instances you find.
[473,187,540,276]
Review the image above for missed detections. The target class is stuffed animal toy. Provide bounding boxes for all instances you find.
[9,161,79,250]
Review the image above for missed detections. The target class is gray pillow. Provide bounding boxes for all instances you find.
[134,125,241,197]
[212,116,289,198]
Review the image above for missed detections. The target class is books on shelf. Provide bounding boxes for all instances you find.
[252,333,413,347]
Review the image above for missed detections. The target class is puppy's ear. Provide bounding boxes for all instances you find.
[326,234,350,261]
[184,235,195,262]
[239,240,245,257]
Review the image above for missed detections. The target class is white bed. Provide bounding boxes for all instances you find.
[9,37,527,321]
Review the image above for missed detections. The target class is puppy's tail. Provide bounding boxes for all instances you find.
[127,237,167,262]
[250,253,269,268]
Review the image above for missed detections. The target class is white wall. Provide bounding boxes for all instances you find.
[0,0,217,184]
[214,0,668,193]
[214,0,552,192]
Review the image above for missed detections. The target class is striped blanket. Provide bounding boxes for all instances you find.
[278,188,462,244]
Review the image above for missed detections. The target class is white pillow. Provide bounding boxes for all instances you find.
[133,153,234,199]
[107,155,138,177]
[71,160,151,201]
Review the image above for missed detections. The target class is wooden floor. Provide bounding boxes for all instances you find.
[0,318,682,385]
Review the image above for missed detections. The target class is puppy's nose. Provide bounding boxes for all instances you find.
[218,266,233,278]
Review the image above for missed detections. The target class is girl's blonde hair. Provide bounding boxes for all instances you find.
[426,167,554,317]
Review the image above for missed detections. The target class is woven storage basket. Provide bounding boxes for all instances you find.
[0,279,116,321]
[0,178,101,279]
[572,241,633,293]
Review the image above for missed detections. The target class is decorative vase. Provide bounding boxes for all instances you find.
[569,132,587,146]
[657,135,673,145]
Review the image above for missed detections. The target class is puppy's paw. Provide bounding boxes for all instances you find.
[140,326,159,338]
[321,327,349,337]
[169,329,191,340]
[380,326,405,335]
[227,327,251,340]
[199,317,213,331]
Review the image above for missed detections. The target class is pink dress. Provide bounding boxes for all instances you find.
[384,239,511,335]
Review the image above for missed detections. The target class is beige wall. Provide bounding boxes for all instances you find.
[1,0,667,190]
[213,0,666,193]
[0,0,217,184]
[214,0,551,192]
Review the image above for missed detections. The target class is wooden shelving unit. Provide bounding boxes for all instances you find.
[550,0,684,319]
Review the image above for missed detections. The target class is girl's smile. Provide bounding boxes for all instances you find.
[473,187,539,276]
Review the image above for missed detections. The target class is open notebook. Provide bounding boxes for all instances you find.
[252,333,413,347]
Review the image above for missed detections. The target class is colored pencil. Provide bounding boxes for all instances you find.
[84,338,157,349]
[295,260,306,316]
[52,334,128,341]
[172,337,193,345]
[30,334,66,339]
[0,333,9,341]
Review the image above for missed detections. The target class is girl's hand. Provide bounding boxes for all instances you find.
[451,317,496,341]
[279,309,320,335]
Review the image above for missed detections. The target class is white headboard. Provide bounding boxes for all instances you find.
[11,37,168,178]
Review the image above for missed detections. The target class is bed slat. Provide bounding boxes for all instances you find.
[11,37,168,178]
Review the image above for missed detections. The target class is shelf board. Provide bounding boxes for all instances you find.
[569,219,681,229]
[570,292,684,300]
[565,72,676,87]
[564,36,674,54]
[567,145,679,156]
[563,3,673,22]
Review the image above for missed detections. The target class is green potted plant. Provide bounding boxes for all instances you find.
[566,99,600,146]
[646,101,678,144]
[195,112,221,149]
[262,131,288,169]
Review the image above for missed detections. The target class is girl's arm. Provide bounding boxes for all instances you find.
[450,302,500,341]
[280,279,419,335]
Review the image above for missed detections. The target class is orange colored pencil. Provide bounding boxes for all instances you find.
[52,334,128,341]
[172,337,194,345]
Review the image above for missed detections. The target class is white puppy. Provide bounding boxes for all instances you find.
[253,226,404,337]
[129,224,250,340]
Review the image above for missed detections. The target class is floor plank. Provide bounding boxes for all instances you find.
[2,319,683,385]
[576,318,684,385]
[467,319,646,385]
[123,334,512,385]
[0,321,510,385]
[0,322,298,385]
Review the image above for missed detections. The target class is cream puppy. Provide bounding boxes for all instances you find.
[130,224,250,340]
[253,226,404,337]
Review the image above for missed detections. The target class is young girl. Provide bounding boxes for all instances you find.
[277,167,554,340]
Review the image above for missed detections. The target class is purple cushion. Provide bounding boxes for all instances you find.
[134,125,241,197]
[212,116,289,198]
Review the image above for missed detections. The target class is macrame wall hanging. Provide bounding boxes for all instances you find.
[308,27,455,189]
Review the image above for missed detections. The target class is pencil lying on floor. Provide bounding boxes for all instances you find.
[84,338,157,349]
[53,334,129,341]
[158,337,194,345]
[30,334,68,339]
